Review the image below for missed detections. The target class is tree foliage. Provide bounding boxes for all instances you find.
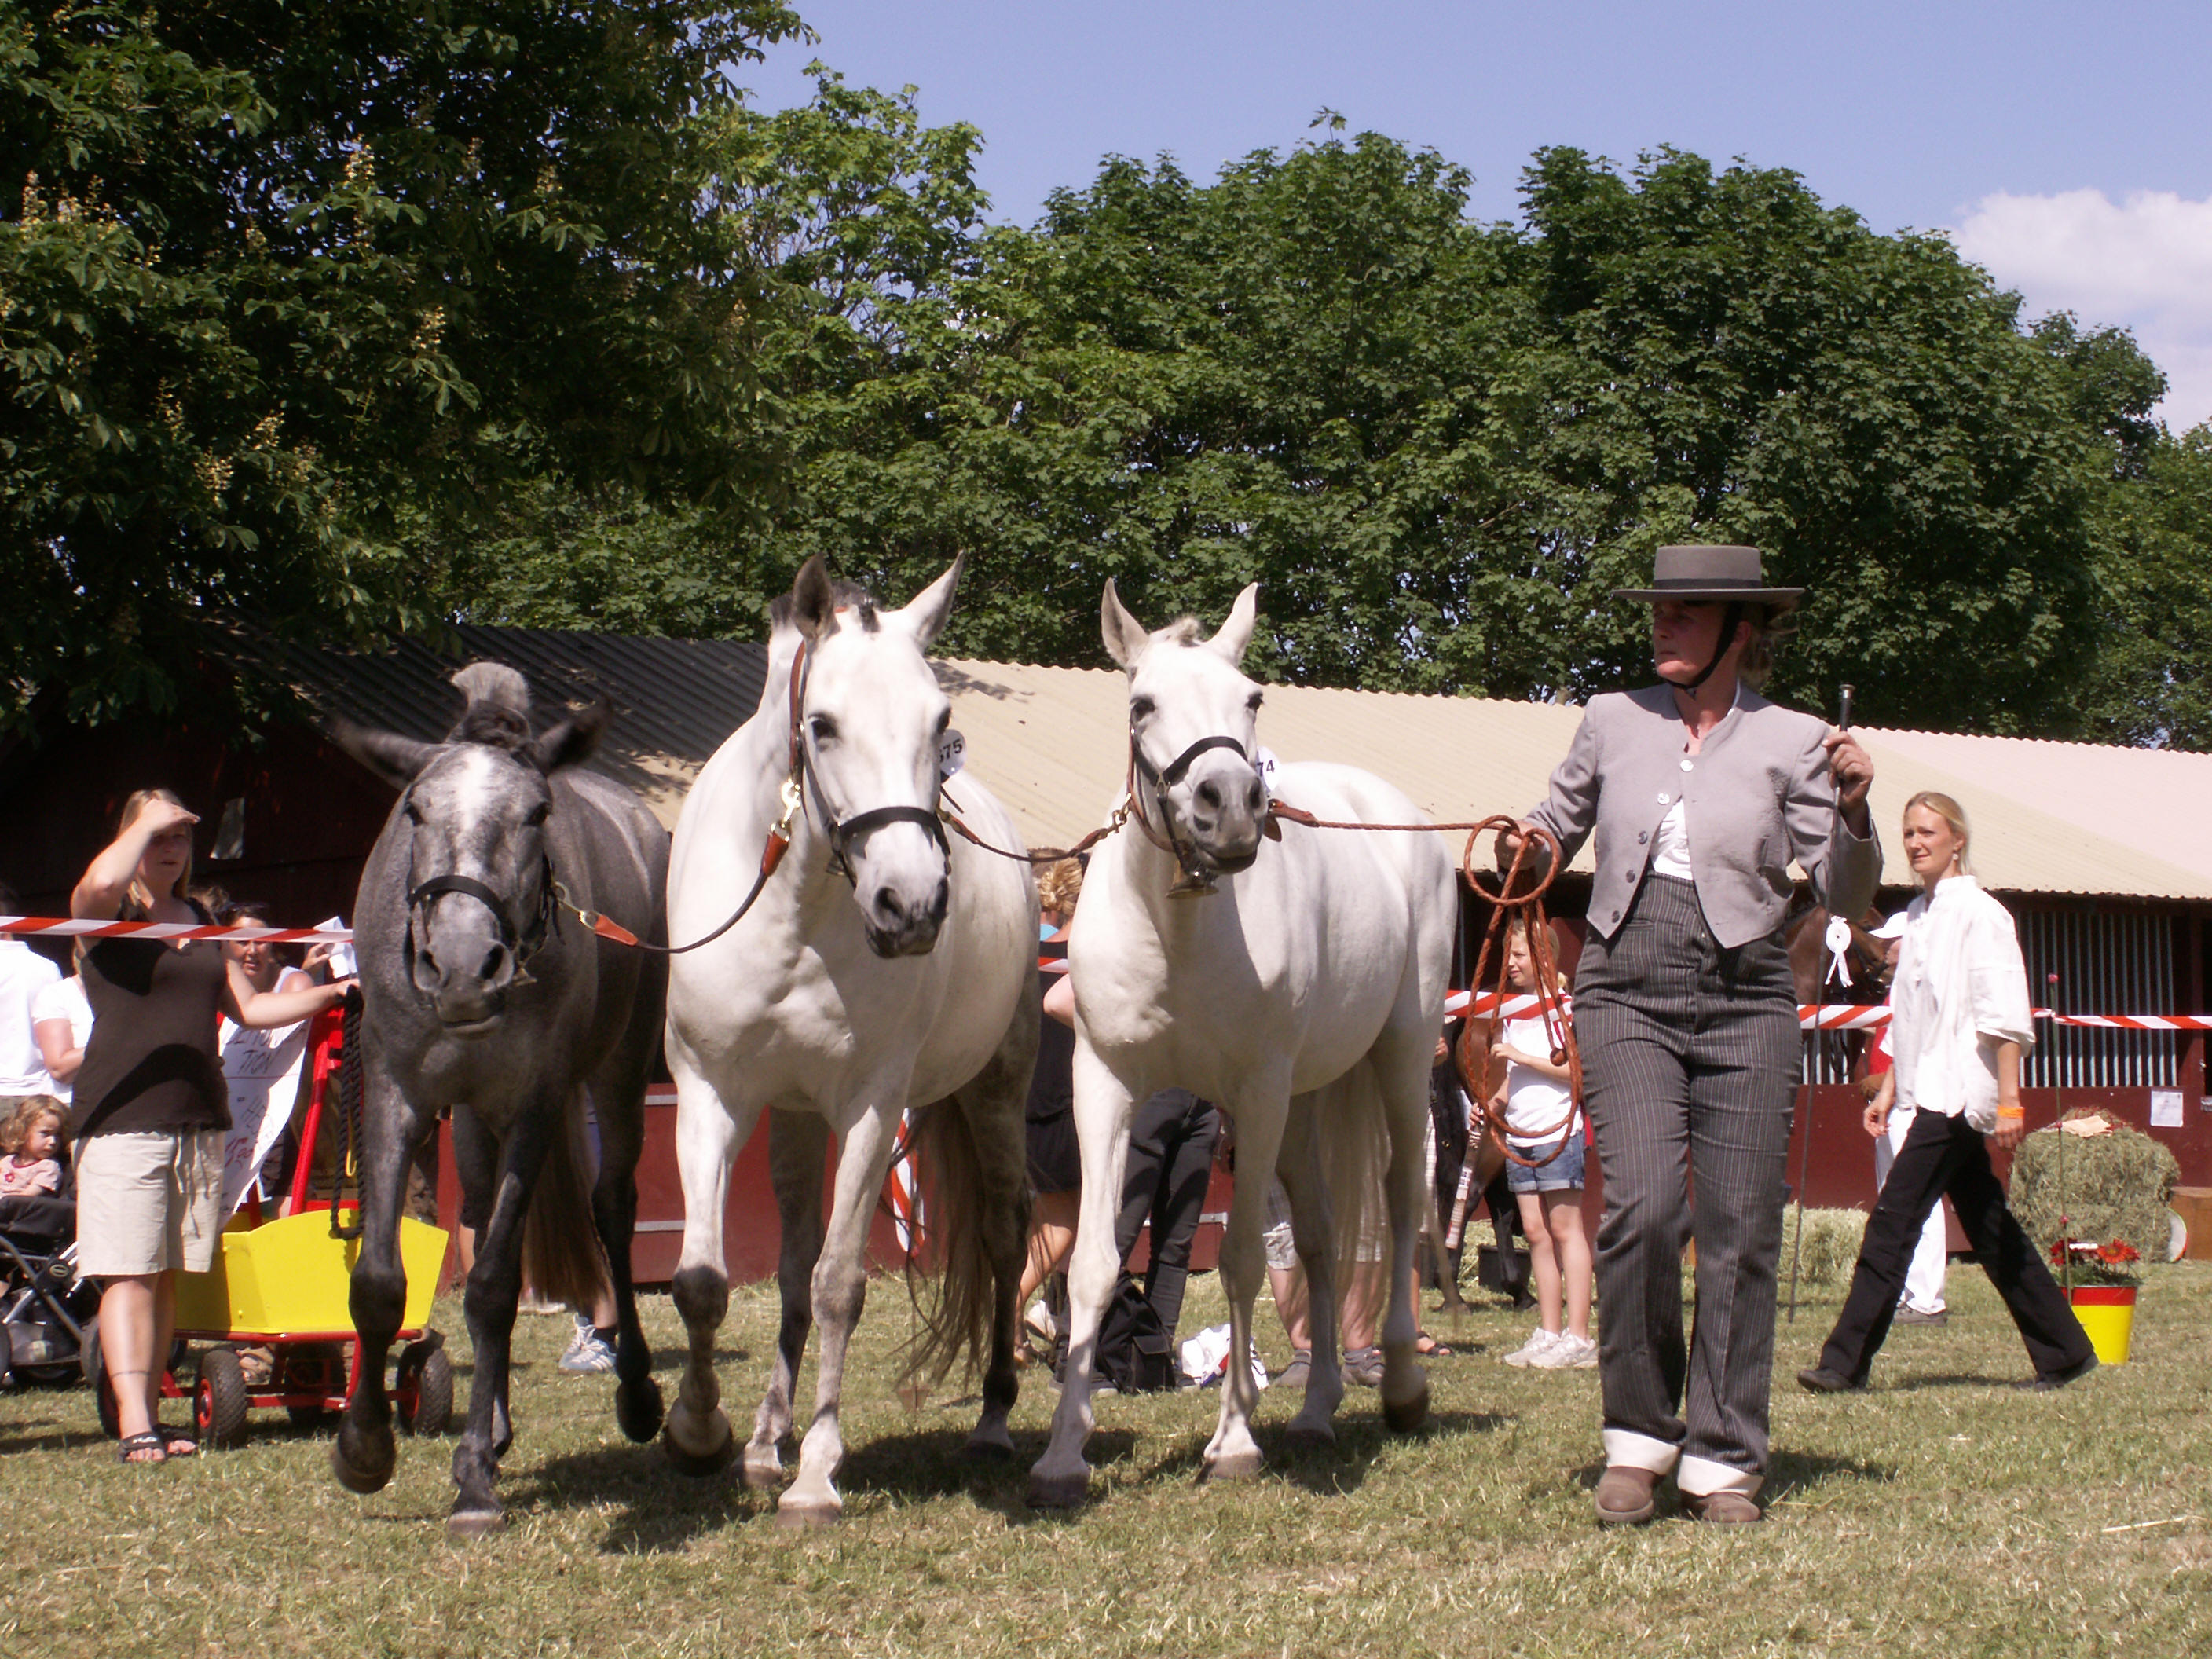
[1,0,800,727]
[472,131,2184,740]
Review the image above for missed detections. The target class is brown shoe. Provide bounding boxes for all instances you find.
[1593,1465,1660,1526]
[1682,1489,1763,1525]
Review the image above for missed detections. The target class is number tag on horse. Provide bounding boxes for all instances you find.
[938,729,967,780]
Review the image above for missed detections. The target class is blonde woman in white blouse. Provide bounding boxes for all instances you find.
[1798,793,2097,1395]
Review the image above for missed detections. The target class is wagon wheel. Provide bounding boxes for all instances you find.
[395,1339,454,1437]
[82,1323,121,1439]
[284,1342,345,1428]
[195,1348,251,1450]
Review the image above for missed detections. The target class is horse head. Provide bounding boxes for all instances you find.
[1101,579,1270,878]
[775,555,962,958]
[335,665,604,1031]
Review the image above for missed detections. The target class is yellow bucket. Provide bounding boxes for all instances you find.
[174,1210,449,1339]
[2067,1286,2136,1365]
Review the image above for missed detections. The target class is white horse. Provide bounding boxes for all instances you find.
[1027,582,1456,1507]
[661,555,1038,1525]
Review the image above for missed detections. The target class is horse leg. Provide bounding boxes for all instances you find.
[1276,1095,1345,1448]
[745,1109,828,1489]
[587,1079,661,1445]
[957,1008,1038,1460]
[663,1063,756,1476]
[1028,1045,1138,1509]
[1199,1086,1287,1483]
[449,1111,556,1536]
[1374,1031,1435,1434]
[777,1095,903,1527]
[331,1046,432,1495]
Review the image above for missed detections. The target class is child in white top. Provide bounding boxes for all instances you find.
[1484,919,1594,1371]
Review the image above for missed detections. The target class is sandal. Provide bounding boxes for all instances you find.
[1414,1331,1456,1358]
[117,1431,169,1465]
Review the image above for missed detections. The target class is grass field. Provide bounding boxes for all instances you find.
[2,1262,2207,1658]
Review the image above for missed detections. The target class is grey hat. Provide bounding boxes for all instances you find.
[1614,544,1804,607]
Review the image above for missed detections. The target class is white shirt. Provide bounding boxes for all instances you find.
[1890,875,2034,1133]
[0,939,61,1096]
[30,974,93,1105]
[1501,1010,1580,1145]
[1650,799,1693,880]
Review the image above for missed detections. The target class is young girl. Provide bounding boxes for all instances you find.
[1485,920,1595,1370]
[0,1097,68,1196]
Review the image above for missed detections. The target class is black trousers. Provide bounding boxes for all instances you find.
[1818,1108,2092,1382]
[1114,1088,1219,1344]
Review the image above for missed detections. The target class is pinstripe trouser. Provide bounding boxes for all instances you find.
[1573,875,1800,1496]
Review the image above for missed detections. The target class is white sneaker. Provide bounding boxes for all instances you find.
[1024,1299,1058,1348]
[1503,1329,1565,1367]
[1549,1334,1599,1370]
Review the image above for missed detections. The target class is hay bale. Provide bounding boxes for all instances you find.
[1778,1207,1870,1287]
[2009,1113,2181,1261]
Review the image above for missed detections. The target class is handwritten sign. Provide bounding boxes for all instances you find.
[2151,1090,2184,1129]
[218,1020,310,1214]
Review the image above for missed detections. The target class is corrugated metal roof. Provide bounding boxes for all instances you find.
[264,627,765,828]
[927,660,2212,903]
[266,628,2209,900]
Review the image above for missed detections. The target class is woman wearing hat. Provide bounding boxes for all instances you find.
[1512,545,1881,1525]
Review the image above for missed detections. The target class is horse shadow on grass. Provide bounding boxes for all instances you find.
[1255,1408,1510,1498]
[1884,1371,2016,1393]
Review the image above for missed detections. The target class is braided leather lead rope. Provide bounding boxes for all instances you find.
[1454,819,1585,1171]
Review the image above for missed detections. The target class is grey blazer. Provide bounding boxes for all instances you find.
[1526,683,1881,949]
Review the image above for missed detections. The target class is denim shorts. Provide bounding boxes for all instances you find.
[1503,1130,1585,1195]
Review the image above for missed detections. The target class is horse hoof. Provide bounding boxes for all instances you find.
[741,1448,784,1490]
[662,1423,737,1479]
[1282,1420,1336,1452]
[1025,1470,1090,1510]
[1382,1383,1430,1434]
[616,1376,665,1445]
[1201,1447,1265,1484]
[330,1426,396,1495]
[775,1495,841,1529]
[963,1430,1016,1463]
[447,1508,505,1540]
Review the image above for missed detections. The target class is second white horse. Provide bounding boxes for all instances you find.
[1028,582,1455,1506]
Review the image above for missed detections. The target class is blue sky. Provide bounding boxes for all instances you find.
[742,1,2212,427]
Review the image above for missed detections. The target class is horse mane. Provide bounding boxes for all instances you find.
[446,662,535,750]
[1161,616,1206,646]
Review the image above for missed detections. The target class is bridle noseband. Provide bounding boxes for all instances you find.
[789,639,953,887]
[403,855,555,982]
[1128,726,1265,895]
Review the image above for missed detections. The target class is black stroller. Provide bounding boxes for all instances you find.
[0,1192,100,1392]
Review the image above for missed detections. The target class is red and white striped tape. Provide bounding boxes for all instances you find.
[1796,1005,2212,1033]
[1445,990,1567,1019]
[1,914,353,943]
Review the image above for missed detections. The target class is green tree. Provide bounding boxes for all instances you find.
[1,0,800,727]
[2081,425,2212,749]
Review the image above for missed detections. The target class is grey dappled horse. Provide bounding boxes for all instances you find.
[330,665,669,1536]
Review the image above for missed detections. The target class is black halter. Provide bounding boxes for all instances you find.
[1129,729,1259,892]
[404,856,555,976]
[792,645,953,887]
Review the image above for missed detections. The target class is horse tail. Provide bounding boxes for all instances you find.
[522,1093,606,1314]
[895,1096,1020,1390]
[1309,1058,1394,1300]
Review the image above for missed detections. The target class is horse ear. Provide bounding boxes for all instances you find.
[1207,584,1260,664]
[789,556,837,643]
[530,703,609,774]
[1101,579,1151,670]
[893,553,965,650]
[329,720,438,790]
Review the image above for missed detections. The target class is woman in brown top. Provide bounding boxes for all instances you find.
[71,789,353,1463]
